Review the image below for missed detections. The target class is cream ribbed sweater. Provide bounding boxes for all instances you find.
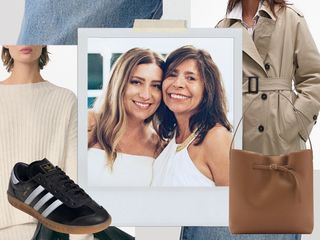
[0,81,77,239]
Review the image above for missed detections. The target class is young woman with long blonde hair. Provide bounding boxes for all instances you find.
[88,48,164,187]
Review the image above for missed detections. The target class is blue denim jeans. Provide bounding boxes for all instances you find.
[18,0,162,45]
[180,227,301,240]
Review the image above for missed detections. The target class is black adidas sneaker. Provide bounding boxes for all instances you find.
[7,159,111,234]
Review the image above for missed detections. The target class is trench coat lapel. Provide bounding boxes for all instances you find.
[254,17,275,60]
[254,3,277,60]
[229,21,266,73]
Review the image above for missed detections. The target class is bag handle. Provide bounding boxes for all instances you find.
[230,91,313,151]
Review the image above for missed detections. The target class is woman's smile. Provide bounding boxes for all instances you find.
[124,63,162,121]
[132,100,152,109]
[168,93,191,100]
[163,59,204,117]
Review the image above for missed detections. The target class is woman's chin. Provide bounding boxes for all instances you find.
[170,108,191,116]
[128,113,153,122]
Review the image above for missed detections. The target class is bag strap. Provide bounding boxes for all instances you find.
[230,91,313,151]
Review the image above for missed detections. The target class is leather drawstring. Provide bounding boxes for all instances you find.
[253,164,300,198]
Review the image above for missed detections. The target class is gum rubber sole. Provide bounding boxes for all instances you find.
[7,193,112,234]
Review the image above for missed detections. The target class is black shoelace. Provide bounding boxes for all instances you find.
[43,167,90,206]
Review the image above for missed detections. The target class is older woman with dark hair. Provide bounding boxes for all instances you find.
[152,45,232,187]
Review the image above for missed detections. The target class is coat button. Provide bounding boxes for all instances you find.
[313,115,318,121]
[265,63,270,70]
[261,93,267,100]
[258,125,264,132]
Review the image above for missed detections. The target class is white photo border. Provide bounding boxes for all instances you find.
[78,28,242,226]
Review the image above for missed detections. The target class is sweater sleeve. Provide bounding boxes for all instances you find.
[293,16,320,140]
[63,93,78,182]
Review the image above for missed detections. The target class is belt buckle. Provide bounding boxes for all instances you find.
[248,76,259,94]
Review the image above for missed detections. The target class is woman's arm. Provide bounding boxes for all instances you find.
[293,15,320,139]
[201,125,232,186]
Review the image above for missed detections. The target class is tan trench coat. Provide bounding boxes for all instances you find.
[218,2,320,155]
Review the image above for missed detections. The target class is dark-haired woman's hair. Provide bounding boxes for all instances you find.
[1,46,49,72]
[227,0,287,16]
[158,45,232,145]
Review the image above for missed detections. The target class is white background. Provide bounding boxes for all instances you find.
[0,46,77,93]
[162,0,191,26]
[0,1,24,44]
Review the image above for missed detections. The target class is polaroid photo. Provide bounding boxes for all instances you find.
[78,28,242,226]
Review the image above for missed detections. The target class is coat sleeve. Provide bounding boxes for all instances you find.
[293,16,320,140]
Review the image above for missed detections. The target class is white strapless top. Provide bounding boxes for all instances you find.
[152,136,216,187]
[88,148,154,187]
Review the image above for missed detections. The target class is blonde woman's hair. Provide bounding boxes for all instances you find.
[88,48,164,166]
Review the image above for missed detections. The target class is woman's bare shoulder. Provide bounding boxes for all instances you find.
[148,129,167,157]
[201,124,231,186]
[198,124,232,162]
[203,124,232,146]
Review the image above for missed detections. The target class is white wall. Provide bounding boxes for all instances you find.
[191,0,227,28]
[0,1,24,43]
[162,0,191,26]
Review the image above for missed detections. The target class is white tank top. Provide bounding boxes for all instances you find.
[152,134,215,187]
[88,148,154,187]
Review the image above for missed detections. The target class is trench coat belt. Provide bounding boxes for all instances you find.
[243,77,292,93]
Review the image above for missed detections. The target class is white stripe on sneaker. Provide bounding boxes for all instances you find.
[33,192,53,211]
[24,185,45,205]
[41,199,63,218]
[11,171,19,184]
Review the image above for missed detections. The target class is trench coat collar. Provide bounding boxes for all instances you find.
[225,1,280,23]
[226,1,280,74]
[259,1,277,21]
[226,20,265,73]
[254,1,282,61]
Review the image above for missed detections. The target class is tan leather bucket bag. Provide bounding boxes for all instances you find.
[229,93,313,234]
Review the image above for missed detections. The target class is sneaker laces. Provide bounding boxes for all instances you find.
[43,167,91,206]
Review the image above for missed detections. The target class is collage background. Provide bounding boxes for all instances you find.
[0,1,319,240]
